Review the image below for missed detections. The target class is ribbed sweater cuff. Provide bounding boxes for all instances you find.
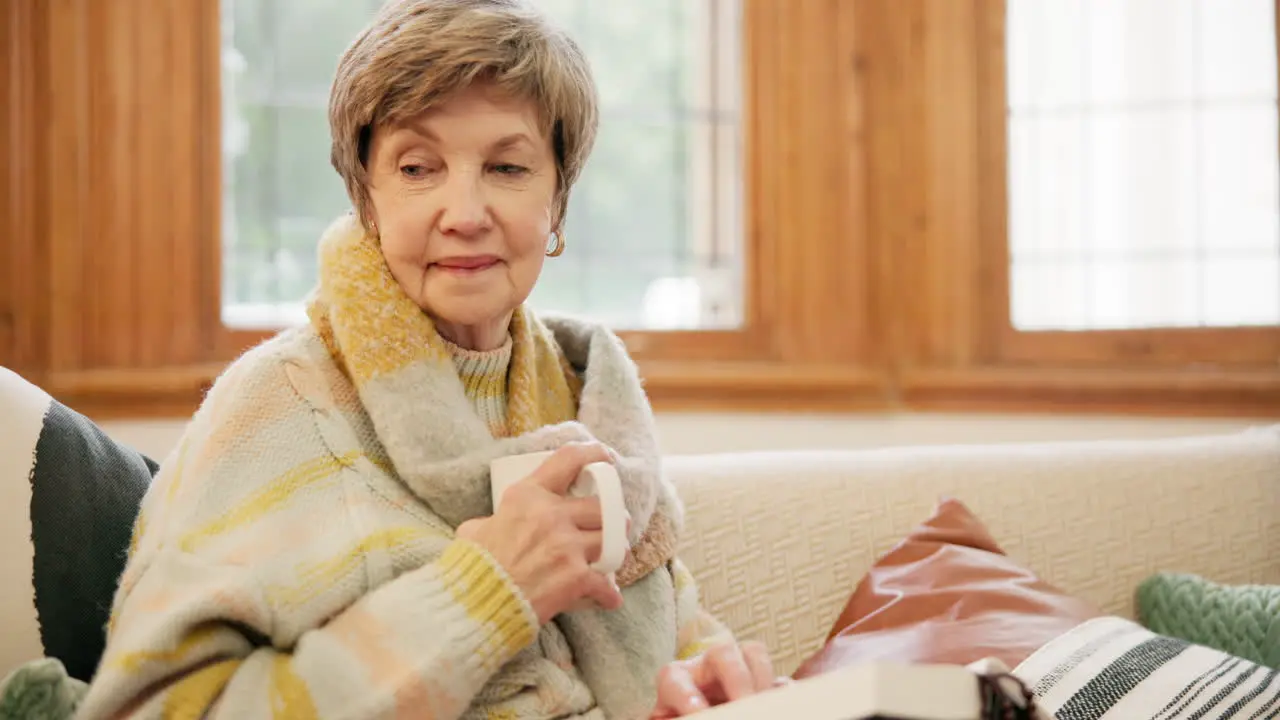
[431,539,539,675]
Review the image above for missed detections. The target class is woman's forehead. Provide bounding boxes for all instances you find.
[383,85,551,145]
[404,83,545,128]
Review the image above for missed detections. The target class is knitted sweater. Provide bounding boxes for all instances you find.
[78,217,733,720]
[442,335,514,437]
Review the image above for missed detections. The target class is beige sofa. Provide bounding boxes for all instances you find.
[2,360,1278,678]
[667,426,1280,675]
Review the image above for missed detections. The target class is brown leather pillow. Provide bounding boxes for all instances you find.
[792,497,1101,679]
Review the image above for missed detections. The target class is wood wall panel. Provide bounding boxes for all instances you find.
[45,0,88,372]
[91,0,133,369]
[750,0,871,367]
[853,0,924,381]
[919,0,983,367]
[175,0,219,370]
[855,0,987,370]
[4,0,219,395]
[1,2,49,378]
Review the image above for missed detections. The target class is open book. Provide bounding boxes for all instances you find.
[692,661,1042,720]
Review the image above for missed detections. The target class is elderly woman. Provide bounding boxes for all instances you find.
[79,1,779,718]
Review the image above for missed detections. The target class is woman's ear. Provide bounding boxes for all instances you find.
[359,203,380,238]
[550,190,568,233]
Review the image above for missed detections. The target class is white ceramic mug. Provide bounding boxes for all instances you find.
[488,450,629,576]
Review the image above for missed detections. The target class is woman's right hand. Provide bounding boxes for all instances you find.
[457,442,625,624]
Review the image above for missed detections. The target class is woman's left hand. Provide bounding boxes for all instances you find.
[649,641,785,717]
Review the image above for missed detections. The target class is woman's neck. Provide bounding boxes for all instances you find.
[434,311,513,351]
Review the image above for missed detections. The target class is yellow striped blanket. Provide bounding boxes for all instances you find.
[78,215,732,720]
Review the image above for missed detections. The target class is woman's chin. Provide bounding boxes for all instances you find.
[423,297,515,332]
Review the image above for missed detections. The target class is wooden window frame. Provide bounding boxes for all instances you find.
[3,0,886,419]
[858,0,1280,417]
[4,0,1278,420]
[978,0,1280,370]
[220,0,885,411]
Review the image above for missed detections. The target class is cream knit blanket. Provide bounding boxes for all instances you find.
[78,215,730,720]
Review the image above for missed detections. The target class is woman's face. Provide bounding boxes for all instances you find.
[365,83,557,350]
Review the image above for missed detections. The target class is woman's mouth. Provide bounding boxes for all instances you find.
[433,255,501,275]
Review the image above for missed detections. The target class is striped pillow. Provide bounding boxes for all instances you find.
[0,367,156,682]
[1017,615,1280,718]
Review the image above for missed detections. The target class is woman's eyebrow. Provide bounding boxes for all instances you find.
[490,133,536,152]
[396,123,439,143]
[392,125,535,153]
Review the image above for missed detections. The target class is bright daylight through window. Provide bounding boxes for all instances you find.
[220,0,743,331]
[1007,0,1280,331]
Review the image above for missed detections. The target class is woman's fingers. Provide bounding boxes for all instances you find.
[578,530,604,564]
[529,442,612,495]
[566,496,603,530]
[655,663,709,716]
[697,644,756,703]
[649,643,782,717]
[740,641,776,692]
[579,568,624,610]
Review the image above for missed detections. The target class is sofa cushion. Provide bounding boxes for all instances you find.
[0,657,88,719]
[792,497,1101,678]
[1017,615,1280,718]
[0,367,157,682]
[1137,572,1280,668]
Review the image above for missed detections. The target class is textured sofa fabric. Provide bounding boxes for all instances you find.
[0,367,157,681]
[1,363,1278,686]
[666,427,1280,676]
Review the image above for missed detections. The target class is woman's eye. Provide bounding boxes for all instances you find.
[491,164,529,176]
[400,164,429,178]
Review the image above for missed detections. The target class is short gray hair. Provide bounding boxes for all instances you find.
[328,0,599,230]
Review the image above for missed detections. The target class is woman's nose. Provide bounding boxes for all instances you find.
[437,174,490,237]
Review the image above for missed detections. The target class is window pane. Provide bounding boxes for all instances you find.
[1006,0,1280,330]
[220,0,743,330]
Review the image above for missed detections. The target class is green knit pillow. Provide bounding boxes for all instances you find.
[0,658,87,720]
[1136,572,1280,668]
